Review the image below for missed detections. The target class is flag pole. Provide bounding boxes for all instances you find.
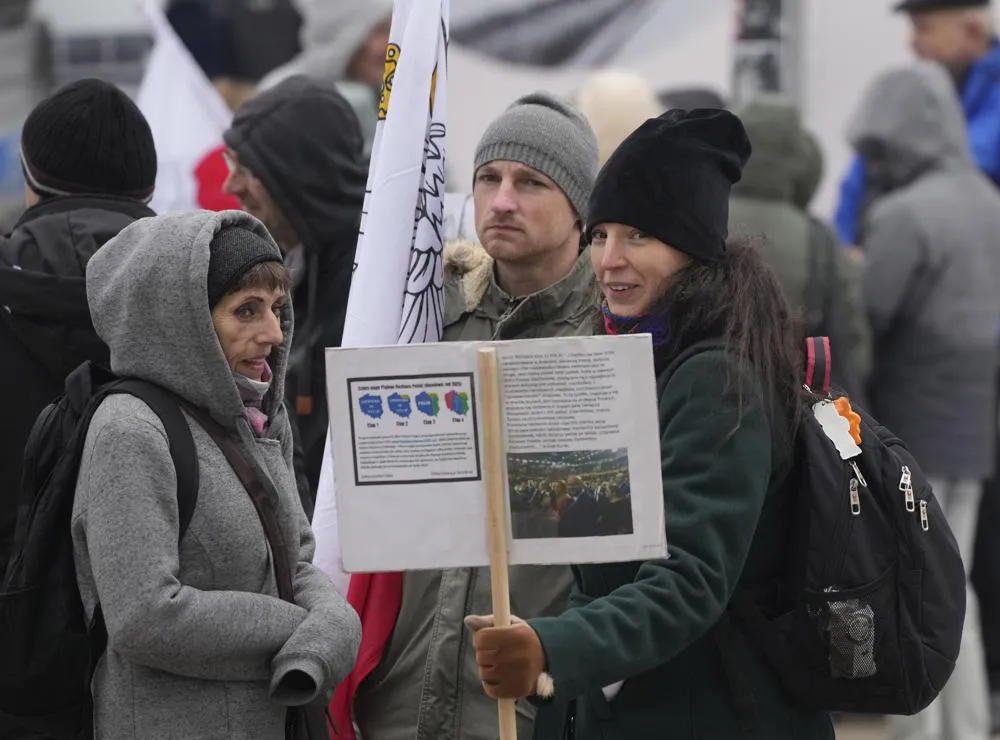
[477,348,517,740]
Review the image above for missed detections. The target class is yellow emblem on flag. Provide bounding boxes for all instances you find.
[430,64,438,115]
[378,43,401,121]
[379,43,439,120]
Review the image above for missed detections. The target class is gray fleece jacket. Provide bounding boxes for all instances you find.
[73,210,361,740]
[849,61,1000,478]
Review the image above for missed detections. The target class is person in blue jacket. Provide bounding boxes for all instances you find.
[835,0,1000,245]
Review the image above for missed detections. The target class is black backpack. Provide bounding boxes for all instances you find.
[660,337,965,722]
[0,362,199,739]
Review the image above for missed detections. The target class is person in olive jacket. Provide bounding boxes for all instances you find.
[465,110,834,739]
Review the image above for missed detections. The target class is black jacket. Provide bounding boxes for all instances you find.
[224,75,367,499]
[0,195,154,581]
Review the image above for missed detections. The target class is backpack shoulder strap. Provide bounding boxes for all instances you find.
[179,401,297,604]
[804,336,832,396]
[804,218,836,336]
[655,339,724,397]
[109,380,200,541]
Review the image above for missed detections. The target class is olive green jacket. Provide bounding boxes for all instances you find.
[354,242,597,740]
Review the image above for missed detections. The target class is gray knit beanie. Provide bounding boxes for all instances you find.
[474,91,599,219]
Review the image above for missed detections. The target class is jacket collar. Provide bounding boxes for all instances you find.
[12,194,154,232]
[477,247,597,338]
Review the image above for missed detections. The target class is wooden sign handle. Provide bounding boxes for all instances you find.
[477,347,517,740]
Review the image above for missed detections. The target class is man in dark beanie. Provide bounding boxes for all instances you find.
[222,74,367,506]
[0,77,157,738]
[20,78,157,203]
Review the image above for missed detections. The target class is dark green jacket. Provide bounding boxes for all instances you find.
[529,349,833,740]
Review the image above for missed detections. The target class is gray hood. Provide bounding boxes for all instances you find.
[86,210,292,431]
[260,0,392,89]
[847,61,973,190]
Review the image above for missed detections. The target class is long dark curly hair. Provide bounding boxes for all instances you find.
[596,236,805,442]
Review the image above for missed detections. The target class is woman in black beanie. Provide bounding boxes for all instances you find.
[466,110,832,739]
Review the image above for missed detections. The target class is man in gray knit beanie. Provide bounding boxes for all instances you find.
[353,91,599,740]
[461,90,599,301]
[474,91,597,221]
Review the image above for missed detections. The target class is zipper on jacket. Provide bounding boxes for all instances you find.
[453,567,479,736]
[919,500,930,532]
[492,298,524,340]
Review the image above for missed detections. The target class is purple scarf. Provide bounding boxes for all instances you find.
[602,303,672,377]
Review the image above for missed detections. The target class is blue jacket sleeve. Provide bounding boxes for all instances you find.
[834,156,867,246]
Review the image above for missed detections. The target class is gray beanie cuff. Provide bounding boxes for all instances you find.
[475,141,588,220]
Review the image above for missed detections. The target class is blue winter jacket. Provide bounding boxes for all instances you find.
[835,43,1000,244]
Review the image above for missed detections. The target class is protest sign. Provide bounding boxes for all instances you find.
[326,334,667,573]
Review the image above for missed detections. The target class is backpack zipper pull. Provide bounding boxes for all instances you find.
[900,466,916,512]
[849,460,868,489]
[850,478,862,516]
[919,501,930,532]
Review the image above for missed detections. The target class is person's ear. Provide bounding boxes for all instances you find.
[24,182,41,208]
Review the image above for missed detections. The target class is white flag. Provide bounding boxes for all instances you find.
[312,0,450,592]
[135,0,232,214]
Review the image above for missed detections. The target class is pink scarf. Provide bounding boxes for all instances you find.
[233,364,271,436]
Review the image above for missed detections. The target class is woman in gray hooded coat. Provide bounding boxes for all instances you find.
[72,209,360,739]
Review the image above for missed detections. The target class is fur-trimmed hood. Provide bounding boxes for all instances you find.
[444,239,493,314]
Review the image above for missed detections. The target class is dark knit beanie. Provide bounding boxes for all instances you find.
[21,78,157,201]
[207,226,283,308]
[586,108,751,263]
[894,0,988,12]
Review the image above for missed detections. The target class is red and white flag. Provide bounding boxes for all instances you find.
[135,0,234,214]
[314,0,450,735]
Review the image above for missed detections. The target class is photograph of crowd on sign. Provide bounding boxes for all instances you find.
[507,448,633,539]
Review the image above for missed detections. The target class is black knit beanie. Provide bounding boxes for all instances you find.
[585,108,752,263]
[21,78,157,201]
[207,226,283,308]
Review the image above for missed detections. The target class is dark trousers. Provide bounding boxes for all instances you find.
[972,372,1000,690]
